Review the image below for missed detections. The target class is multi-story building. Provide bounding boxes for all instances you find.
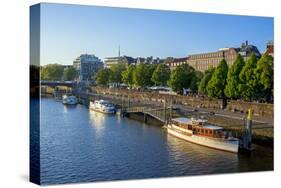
[73,54,103,82]
[104,56,135,68]
[165,41,261,72]
[135,56,163,65]
[187,47,239,71]
[164,57,189,70]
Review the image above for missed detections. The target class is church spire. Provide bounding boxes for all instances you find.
[118,45,120,57]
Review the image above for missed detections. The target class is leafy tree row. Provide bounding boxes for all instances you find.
[199,53,273,102]
[95,63,171,88]
[95,53,273,102]
[41,64,77,81]
[95,62,203,95]
[168,64,202,93]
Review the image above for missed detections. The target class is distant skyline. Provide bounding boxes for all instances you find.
[38,3,274,65]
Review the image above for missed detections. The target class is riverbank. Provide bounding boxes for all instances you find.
[89,88,273,148]
[41,89,274,148]
[124,109,273,148]
[94,87,273,118]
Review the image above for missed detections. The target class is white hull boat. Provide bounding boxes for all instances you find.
[62,95,78,105]
[167,117,239,153]
[89,100,116,114]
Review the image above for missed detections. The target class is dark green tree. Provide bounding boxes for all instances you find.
[168,64,195,93]
[94,68,112,86]
[63,66,77,81]
[146,64,157,86]
[133,64,147,88]
[41,64,64,81]
[190,71,203,93]
[224,54,245,99]
[151,63,171,86]
[133,64,155,88]
[121,64,135,88]
[198,68,215,95]
[254,53,273,102]
[206,59,228,98]
[238,54,258,101]
[109,63,127,85]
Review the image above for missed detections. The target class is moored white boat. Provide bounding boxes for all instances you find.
[167,117,239,153]
[62,95,78,105]
[89,100,116,114]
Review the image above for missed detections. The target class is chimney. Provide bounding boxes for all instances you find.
[245,40,248,46]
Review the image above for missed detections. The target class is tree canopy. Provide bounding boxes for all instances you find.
[254,53,273,101]
[151,63,171,86]
[224,54,245,99]
[109,64,127,84]
[95,68,112,86]
[41,64,64,81]
[206,59,228,99]
[121,64,135,87]
[168,64,195,93]
[198,68,215,95]
[190,71,203,93]
[63,66,77,81]
[133,63,156,88]
[238,54,258,101]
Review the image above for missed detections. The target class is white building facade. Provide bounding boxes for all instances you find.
[73,54,103,82]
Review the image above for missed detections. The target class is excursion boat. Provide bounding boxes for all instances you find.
[167,117,239,153]
[89,100,116,114]
[62,95,78,105]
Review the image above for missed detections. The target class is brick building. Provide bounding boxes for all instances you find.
[166,41,261,72]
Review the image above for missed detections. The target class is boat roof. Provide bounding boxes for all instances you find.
[172,117,193,124]
[172,117,207,124]
[172,117,222,130]
[202,125,223,130]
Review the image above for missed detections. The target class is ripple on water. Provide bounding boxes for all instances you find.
[38,98,273,185]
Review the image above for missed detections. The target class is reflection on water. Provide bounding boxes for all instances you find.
[166,135,239,175]
[39,97,273,185]
[89,110,108,136]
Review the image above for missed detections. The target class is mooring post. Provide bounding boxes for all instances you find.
[164,97,167,124]
[246,109,253,149]
[144,113,147,123]
[241,108,253,151]
[169,97,173,124]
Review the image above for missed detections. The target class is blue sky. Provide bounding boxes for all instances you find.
[39,3,273,65]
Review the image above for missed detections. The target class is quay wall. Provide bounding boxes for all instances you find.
[226,100,273,118]
[93,87,273,118]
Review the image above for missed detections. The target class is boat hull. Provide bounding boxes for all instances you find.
[63,101,78,105]
[90,107,116,114]
[167,126,239,153]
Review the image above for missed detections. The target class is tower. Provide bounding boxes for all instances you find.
[118,45,120,57]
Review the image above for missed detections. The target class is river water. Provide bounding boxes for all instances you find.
[39,97,273,185]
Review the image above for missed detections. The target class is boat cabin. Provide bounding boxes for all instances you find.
[171,117,224,138]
